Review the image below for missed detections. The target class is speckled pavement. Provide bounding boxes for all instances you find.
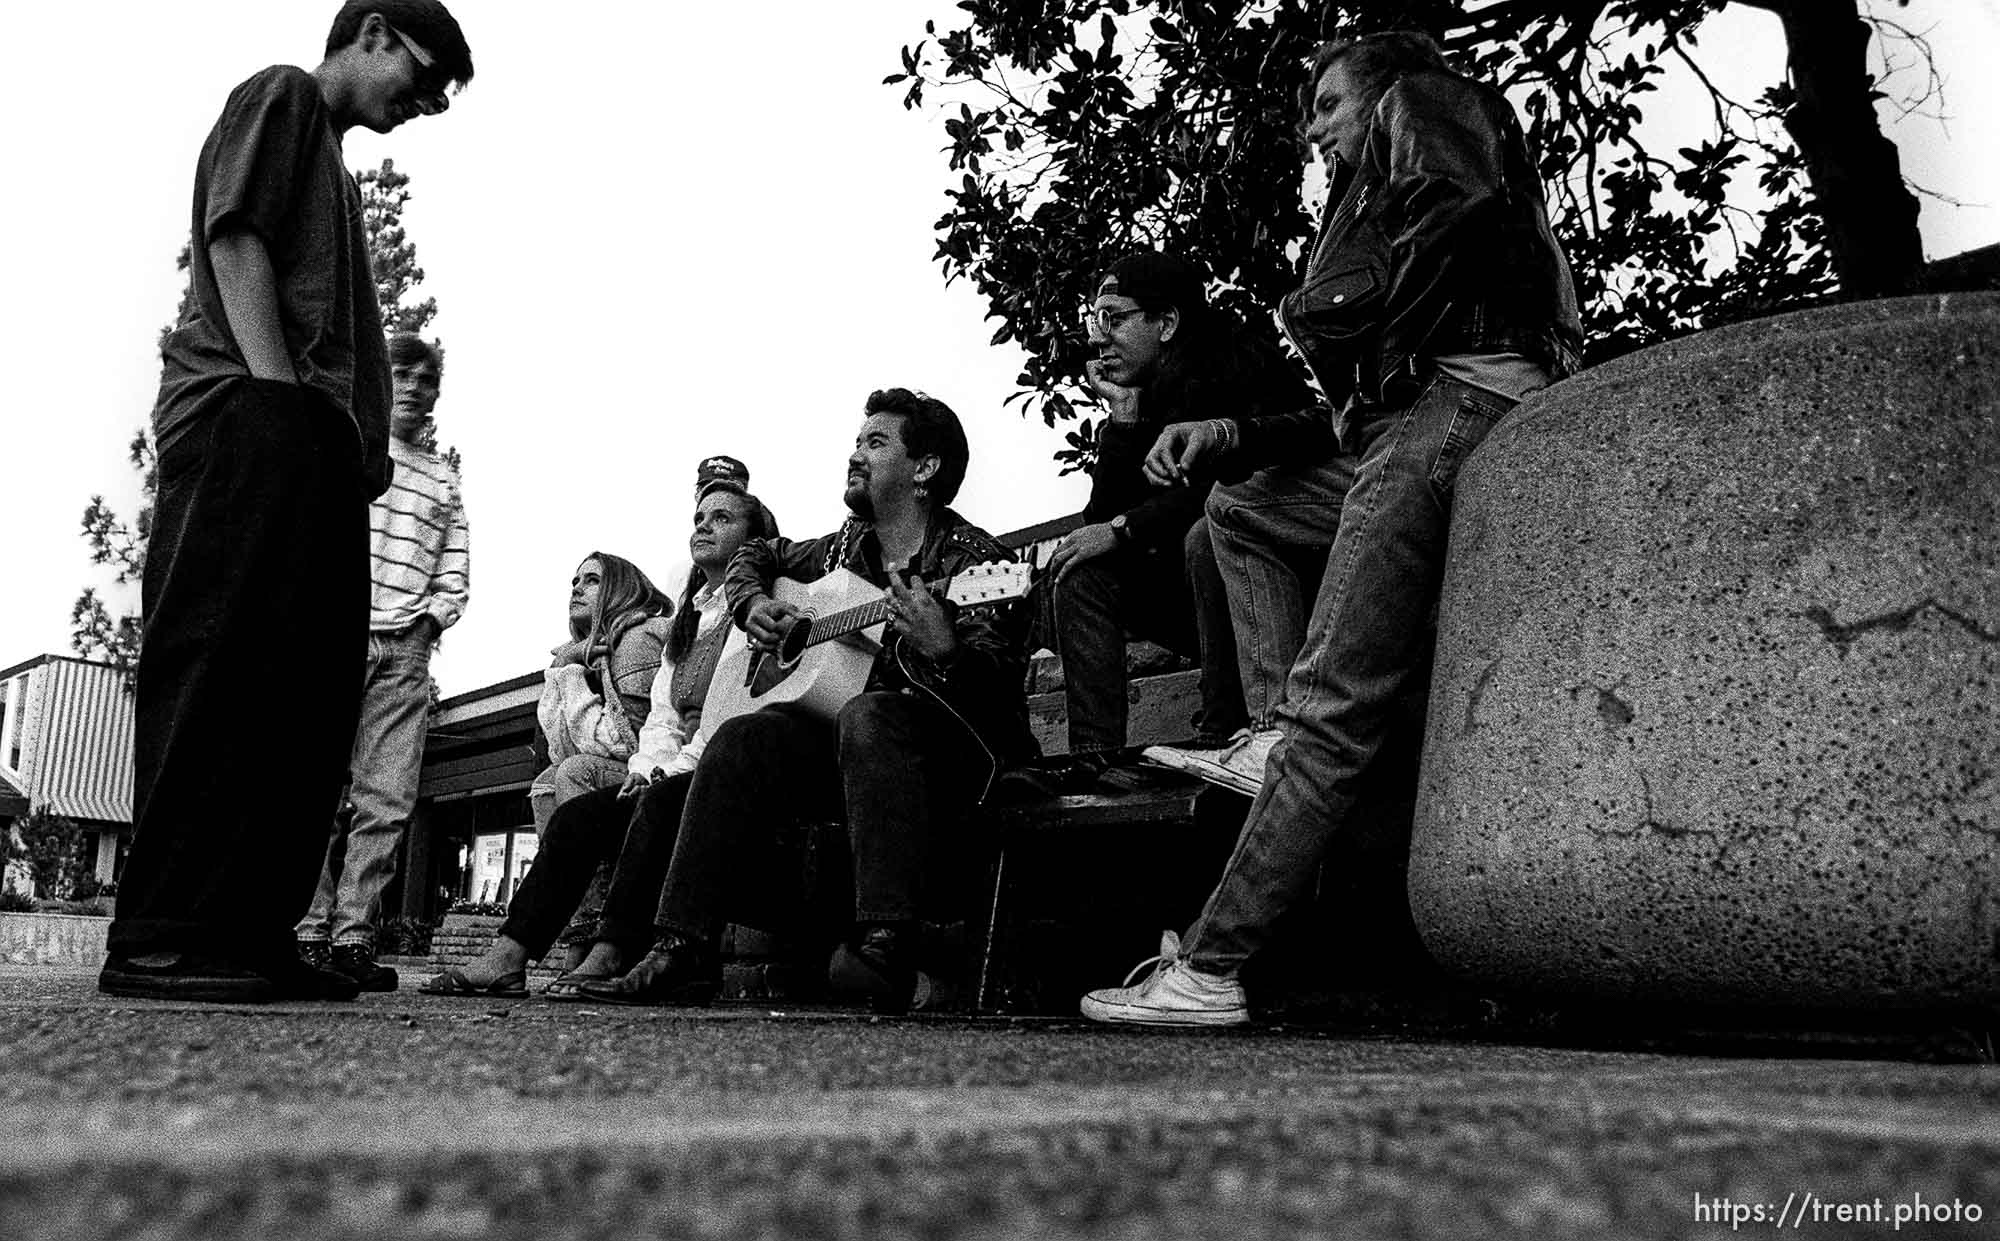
[2,965,1995,1239]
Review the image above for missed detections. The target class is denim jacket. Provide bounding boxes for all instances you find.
[1243,68,1583,463]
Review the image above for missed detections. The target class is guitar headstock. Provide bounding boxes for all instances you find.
[944,561,1034,607]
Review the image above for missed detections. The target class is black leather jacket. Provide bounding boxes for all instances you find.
[1242,67,1583,463]
[724,507,1036,787]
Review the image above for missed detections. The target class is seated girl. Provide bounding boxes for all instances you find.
[527,552,674,833]
[423,483,781,997]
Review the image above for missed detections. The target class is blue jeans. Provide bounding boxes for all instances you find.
[298,627,434,948]
[1206,455,1356,729]
[1053,519,1246,751]
[1182,374,1516,973]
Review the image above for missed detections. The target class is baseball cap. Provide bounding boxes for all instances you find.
[1095,251,1210,312]
[695,454,749,499]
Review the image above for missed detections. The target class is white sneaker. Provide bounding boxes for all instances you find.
[1140,727,1282,797]
[1079,931,1249,1027]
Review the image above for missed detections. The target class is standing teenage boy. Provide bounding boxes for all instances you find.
[296,335,469,991]
[101,3,474,1003]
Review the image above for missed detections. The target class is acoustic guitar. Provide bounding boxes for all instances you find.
[699,561,1035,735]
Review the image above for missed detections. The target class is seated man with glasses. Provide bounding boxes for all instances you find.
[1040,251,1316,784]
[99,1,475,1005]
[1083,31,1582,1027]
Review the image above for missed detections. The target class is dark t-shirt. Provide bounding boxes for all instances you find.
[1080,328,1319,550]
[154,65,391,495]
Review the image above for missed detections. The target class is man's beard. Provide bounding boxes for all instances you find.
[844,481,874,521]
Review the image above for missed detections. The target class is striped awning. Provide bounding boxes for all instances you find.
[23,660,135,824]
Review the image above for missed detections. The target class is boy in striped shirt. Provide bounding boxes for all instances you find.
[297,334,469,989]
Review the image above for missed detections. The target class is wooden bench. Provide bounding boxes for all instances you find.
[971,758,1248,1012]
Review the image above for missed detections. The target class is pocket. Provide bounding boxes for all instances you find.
[1426,389,1512,498]
[1287,264,1383,339]
[154,415,216,493]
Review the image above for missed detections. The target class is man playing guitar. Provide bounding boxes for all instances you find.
[580,388,1033,1014]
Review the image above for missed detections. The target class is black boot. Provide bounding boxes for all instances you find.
[576,931,719,1006]
[331,943,400,992]
[828,923,923,1015]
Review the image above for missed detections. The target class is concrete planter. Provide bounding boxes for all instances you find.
[0,911,111,967]
[1410,293,1999,1010]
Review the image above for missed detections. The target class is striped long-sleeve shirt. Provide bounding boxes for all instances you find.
[369,437,470,634]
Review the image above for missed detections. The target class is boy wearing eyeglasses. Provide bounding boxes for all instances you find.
[1039,251,1314,785]
[100,3,474,1004]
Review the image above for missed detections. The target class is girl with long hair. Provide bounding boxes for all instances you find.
[528,551,674,832]
[426,484,782,997]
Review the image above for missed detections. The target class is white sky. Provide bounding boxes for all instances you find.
[2,1,1993,697]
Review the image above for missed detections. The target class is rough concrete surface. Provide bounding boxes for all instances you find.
[2,966,1996,1240]
[0,911,110,966]
[1412,294,2000,1010]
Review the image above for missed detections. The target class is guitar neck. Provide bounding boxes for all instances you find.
[807,578,949,647]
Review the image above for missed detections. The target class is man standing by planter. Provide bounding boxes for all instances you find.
[99,3,474,1004]
[1083,30,1582,1025]
[296,334,469,991]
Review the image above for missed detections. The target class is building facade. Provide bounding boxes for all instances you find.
[0,655,135,892]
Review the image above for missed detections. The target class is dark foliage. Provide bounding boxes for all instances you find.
[887,0,1932,469]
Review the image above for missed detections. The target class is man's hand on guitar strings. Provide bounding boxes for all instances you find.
[886,574,958,663]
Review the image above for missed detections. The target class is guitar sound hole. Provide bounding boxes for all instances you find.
[779,616,813,666]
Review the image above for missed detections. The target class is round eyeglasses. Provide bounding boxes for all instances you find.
[1080,305,1149,334]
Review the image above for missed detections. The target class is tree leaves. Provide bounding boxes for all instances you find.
[358,159,440,336]
[3,808,94,900]
[886,0,1909,469]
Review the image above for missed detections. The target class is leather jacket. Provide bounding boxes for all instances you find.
[1244,67,1583,462]
[724,507,1036,787]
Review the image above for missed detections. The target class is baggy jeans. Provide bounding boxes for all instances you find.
[1182,374,1517,973]
[107,379,367,971]
[297,627,434,948]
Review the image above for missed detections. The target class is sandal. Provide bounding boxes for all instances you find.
[416,966,528,998]
[543,968,616,1001]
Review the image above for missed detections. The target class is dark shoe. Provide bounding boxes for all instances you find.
[991,753,1114,801]
[296,939,334,971]
[828,925,921,1016]
[416,966,528,998]
[98,952,275,1004]
[576,933,718,1006]
[331,943,399,992]
[261,954,362,1001]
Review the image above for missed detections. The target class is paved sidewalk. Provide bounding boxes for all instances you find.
[2,965,1995,1239]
